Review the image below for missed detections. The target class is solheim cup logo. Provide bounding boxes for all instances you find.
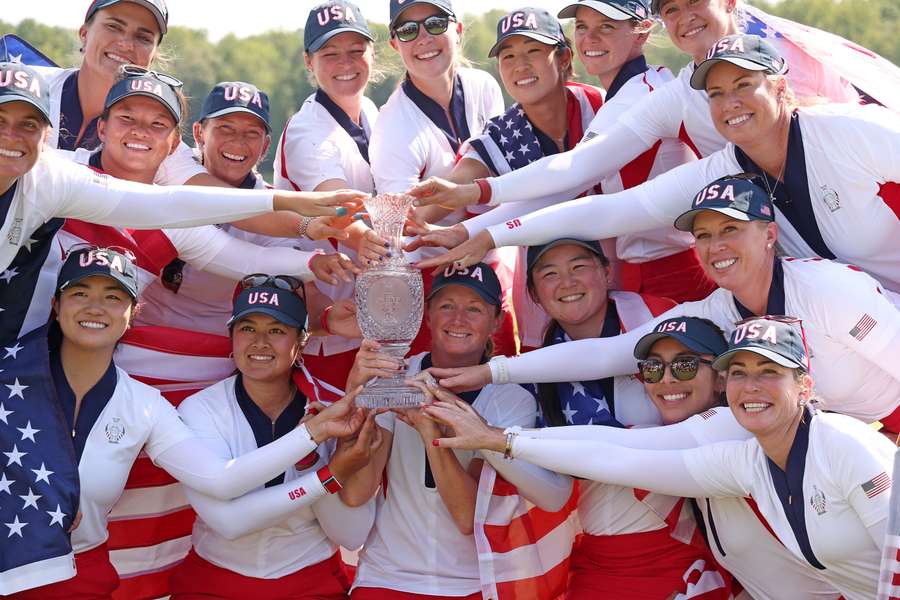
[354,193,424,408]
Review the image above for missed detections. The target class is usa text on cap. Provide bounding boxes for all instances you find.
[712,316,808,371]
[558,0,650,22]
[105,73,181,123]
[229,286,308,329]
[0,62,51,122]
[674,176,774,232]
[84,0,169,39]
[57,247,139,300]
[390,0,456,28]
[428,262,503,306]
[690,33,787,90]
[633,316,727,359]
[489,8,567,57]
[305,1,374,53]
[200,82,271,131]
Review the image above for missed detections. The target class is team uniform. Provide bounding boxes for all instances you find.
[488,257,900,425]
[168,374,375,598]
[352,352,537,599]
[273,90,378,388]
[489,103,900,300]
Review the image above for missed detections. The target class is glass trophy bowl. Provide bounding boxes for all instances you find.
[354,193,425,409]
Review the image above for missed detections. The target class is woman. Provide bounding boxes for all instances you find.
[423,176,900,431]
[426,316,844,599]
[6,248,369,598]
[418,34,900,300]
[412,1,712,315]
[0,61,363,344]
[339,263,545,599]
[439,316,895,600]
[168,278,380,599]
[273,0,381,389]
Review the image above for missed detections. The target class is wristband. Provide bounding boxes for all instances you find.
[488,356,509,385]
[503,431,518,460]
[317,465,342,494]
[321,305,334,336]
[474,179,492,205]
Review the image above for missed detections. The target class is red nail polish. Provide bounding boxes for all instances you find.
[432,439,440,447]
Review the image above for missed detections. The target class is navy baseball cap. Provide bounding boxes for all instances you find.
[84,0,168,40]
[712,316,808,371]
[305,1,374,53]
[674,176,775,232]
[489,8,567,58]
[105,72,181,123]
[558,0,650,21]
[200,82,271,132]
[228,286,308,329]
[526,238,606,273]
[57,246,139,300]
[690,34,788,90]
[0,63,51,123]
[634,317,727,360]
[428,262,502,306]
[390,0,456,28]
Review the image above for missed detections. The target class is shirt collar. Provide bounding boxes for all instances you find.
[605,54,649,102]
[315,88,371,164]
[734,258,786,319]
[58,70,101,152]
[401,73,470,154]
[421,352,484,405]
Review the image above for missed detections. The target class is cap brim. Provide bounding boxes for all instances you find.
[391,1,454,27]
[690,57,770,90]
[227,307,305,329]
[527,238,604,272]
[427,281,501,306]
[128,0,168,36]
[633,330,722,360]
[558,1,636,21]
[202,106,271,132]
[0,95,51,124]
[306,27,375,53]
[59,272,137,299]
[108,90,180,123]
[673,206,753,232]
[712,346,804,371]
[489,31,564,58]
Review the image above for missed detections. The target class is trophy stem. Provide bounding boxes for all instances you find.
[355,342,425,409]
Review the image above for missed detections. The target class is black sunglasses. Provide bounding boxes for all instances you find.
[120,64,183,89]
[240,273,303,293]
[64,242,136,262]
[392,15,452,43]
[638,355,713,384]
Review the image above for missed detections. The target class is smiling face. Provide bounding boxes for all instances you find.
[53,275,134,352]
[97,95,179,182]
[427,285,501,363]
[195,113,269,187]
[725,350,806,436]
[706,62,785,147]
[306,32,374,100]
[573,7,646,82]
[390,4,462,83]
[657,0,737,62]
[80,2,161,77]
[231,313,302,384]
[530,243,610,329]
[0,102,49,186]
[643,337,722,424]
[691,211,776,292]
[497,36,568,106]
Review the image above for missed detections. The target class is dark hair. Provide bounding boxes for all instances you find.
[557,34,575,81]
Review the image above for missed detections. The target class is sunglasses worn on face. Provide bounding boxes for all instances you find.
[639,356,712,384]
[240,273,303,292]
[392,15,452,43]
[120,64,184,89]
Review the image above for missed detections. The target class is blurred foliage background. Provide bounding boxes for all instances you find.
[4,0,897,179]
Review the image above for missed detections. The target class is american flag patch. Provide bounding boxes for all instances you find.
[699,409,717,421]
[862,472,891,498]
[849,314,877,340]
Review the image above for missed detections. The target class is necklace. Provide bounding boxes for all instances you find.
[759,156,788,205]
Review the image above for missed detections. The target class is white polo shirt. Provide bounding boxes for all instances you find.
[685,411,895,600]
[353,353,537,596]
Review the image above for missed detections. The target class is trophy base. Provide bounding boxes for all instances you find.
[355,380,426,409]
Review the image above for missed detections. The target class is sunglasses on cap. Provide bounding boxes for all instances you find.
[392,15,453,42]
[120,64,183,89]
[240,273,303,292]
[638,355,713,384]
[64,242,137,262]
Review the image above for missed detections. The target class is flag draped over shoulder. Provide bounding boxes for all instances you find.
[877,448,900,600]
[0,325,80,595]
[743,5,900,112]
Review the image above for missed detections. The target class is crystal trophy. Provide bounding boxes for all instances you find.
[354,193,425,408]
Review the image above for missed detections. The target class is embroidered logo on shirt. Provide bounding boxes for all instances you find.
[849,314,877,341]
[7,218,22,246]
[809,485,827,515]
[105,418,125,443]
[820,185,840,212]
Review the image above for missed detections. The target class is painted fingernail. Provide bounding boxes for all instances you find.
[353,212,366,220]
[336,207,348,217]
[384,242,390,248]
[386,251,393,258]
[432,439,440,447]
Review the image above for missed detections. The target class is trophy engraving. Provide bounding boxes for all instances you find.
[354,193,424,408]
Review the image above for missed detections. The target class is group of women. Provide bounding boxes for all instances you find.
[1,0,899,598]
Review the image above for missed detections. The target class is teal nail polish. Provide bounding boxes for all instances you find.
[336,207,348,217]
